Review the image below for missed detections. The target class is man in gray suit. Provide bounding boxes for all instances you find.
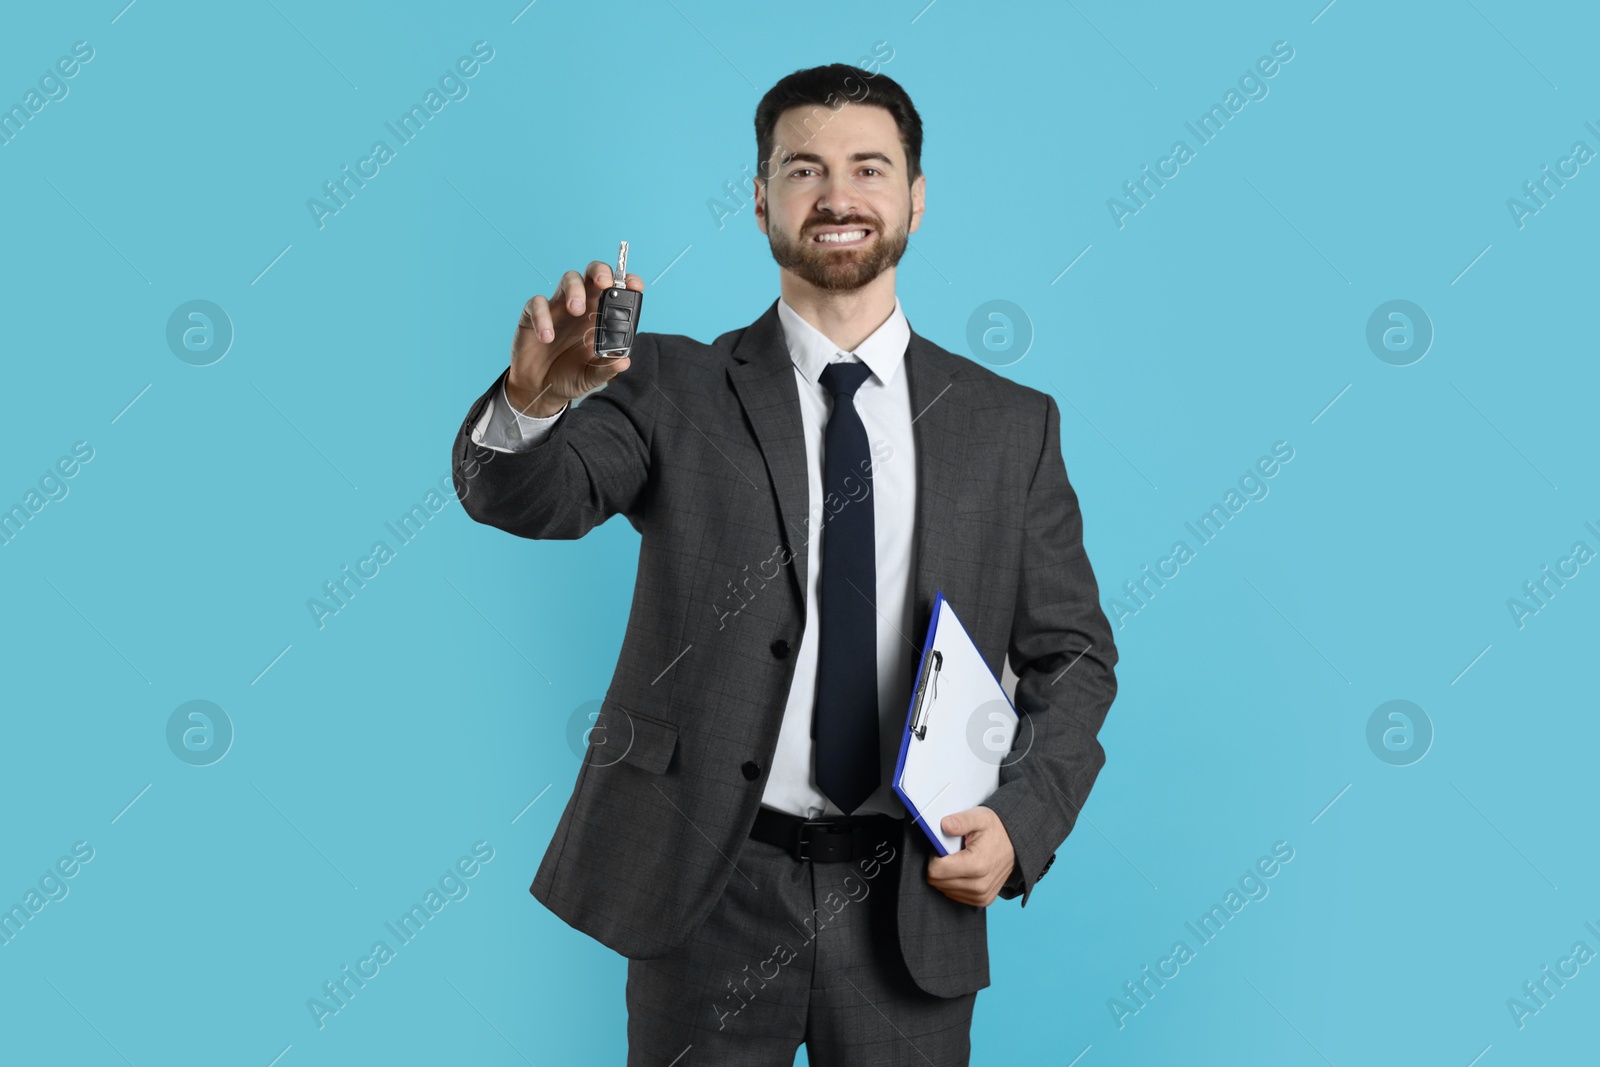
[452,63,1117,1064]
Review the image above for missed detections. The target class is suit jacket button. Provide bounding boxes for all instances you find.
[770,639,791,659]
[741,761,761,780]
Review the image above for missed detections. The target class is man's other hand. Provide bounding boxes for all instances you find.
[925,805,1015,907]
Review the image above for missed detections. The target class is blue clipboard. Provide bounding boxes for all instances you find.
[891,589,1019,856]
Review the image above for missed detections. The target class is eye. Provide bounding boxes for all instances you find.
[790,167,817,178]
[859,168,882,177]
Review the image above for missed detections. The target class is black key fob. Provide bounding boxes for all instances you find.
[594,240,642,359]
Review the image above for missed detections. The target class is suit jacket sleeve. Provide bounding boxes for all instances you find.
[983,392,1119,907]
[451,333,659,539]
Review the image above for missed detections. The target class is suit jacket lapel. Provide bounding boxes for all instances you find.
[904,328,971,642]
[729,300,814,605]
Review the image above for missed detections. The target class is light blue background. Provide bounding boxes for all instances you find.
[2,1,1595,1063]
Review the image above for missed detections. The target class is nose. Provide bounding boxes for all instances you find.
[814,175,860,218]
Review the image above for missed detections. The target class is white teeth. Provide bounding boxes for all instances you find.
[815,230,868,243]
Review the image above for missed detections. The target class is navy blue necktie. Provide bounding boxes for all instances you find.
[813,360,880,815]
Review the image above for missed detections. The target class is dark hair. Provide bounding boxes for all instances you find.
[754,63,923,187]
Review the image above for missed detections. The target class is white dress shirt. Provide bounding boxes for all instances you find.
[470,298,918,819]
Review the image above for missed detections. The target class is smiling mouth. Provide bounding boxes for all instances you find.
[810,227,873,247]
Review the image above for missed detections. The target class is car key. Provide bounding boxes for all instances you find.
[593,240,643,361]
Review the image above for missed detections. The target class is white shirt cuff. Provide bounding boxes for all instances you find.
[468,379,568,453]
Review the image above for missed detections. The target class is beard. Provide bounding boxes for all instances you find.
[766,206,911,292]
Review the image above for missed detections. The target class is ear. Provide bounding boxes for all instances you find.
[907,172,927,236]
[753,178,769,236]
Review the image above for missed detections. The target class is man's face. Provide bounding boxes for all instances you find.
[756,102,925,292]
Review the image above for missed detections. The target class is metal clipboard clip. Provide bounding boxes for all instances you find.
[908,650,943,740]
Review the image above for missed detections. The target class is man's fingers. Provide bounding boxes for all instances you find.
[926,868,991,904]
[550,270,586,316]
[567,271,590,315]
[928,870,984,893]
[942,807,997,837]
[927,847,986,880]
[585,261,648,294]
[937,883,995,907]
[928,847,1004,907]
[520,294,555,344]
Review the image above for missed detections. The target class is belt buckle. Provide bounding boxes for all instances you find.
[794,819,852,863]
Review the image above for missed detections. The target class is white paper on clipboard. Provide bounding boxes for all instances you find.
[891,589,1019,856]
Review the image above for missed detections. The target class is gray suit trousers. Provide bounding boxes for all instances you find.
[625,815,976,1065]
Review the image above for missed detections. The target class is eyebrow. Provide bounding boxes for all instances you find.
[779,151,895,169]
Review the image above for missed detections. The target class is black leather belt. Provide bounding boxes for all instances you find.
[750,806,903,863]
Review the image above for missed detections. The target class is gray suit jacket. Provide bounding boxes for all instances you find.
[450,298,1118,997]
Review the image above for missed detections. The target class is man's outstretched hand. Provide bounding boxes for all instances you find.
[505,261,645,418]
[925,805,1016,907]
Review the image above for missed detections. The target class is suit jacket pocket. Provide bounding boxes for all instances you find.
[599,703,679,775]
